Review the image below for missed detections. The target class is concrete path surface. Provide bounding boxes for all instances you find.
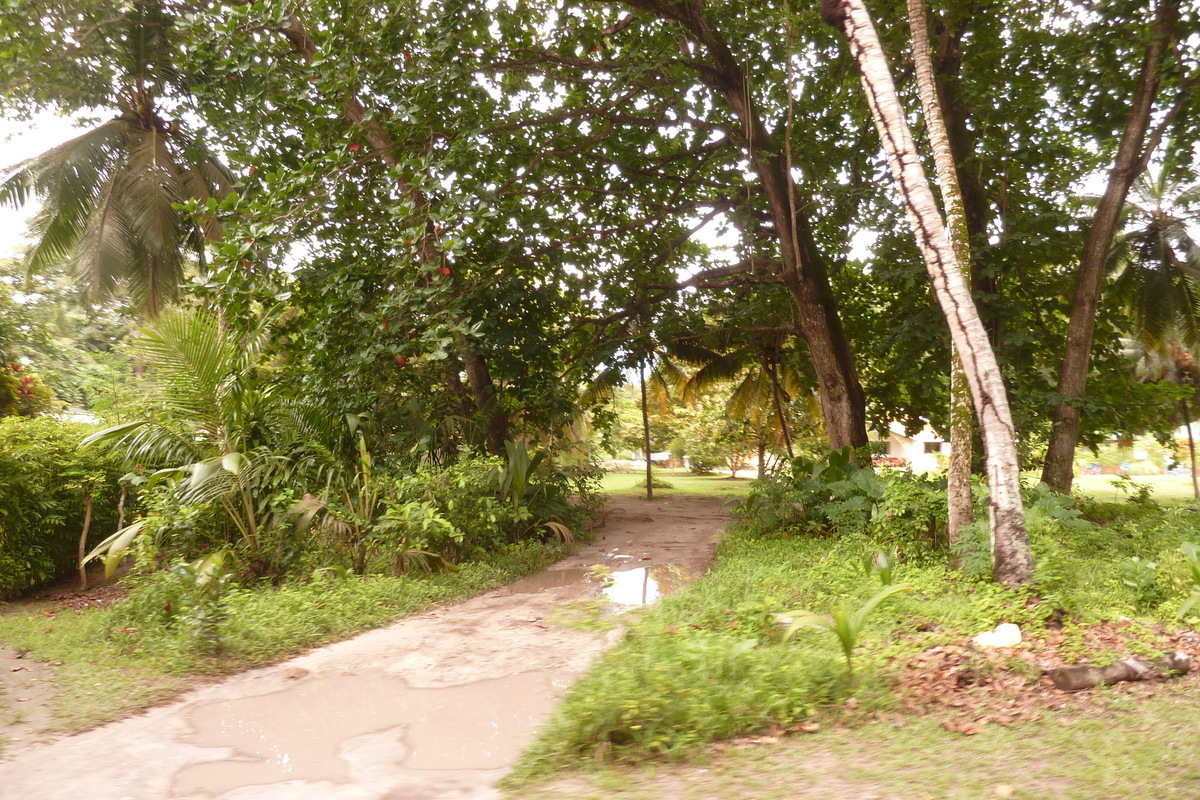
[0,494,729,800]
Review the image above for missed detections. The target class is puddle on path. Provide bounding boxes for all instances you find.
[602,564,689,606]
[506,568,593,592]
[173,670,567,796]
[507,563,691,607]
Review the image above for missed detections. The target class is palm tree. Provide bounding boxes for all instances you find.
[1109,160,1200,499]
[671,332,814,469]
[824,0,1032,587]
[1127,335,1200,499]
[83,307,335,563]
[0,1,232,317]
[1108,158,1200,352]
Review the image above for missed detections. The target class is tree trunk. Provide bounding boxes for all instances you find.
[116,483,127,530]
[627,0,869,453]
[639,360,653,501]
[823,0,1032,586]
[1046,652,1189,692]
[908,0,974,548]
[458,338,509,457]
[1182,397,1199,500]
[947,354,974,550]
[1040,0,1179,494]
[78,490,93,591]
[758,438,766,480]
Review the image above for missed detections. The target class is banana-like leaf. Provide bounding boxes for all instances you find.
[82,520,146,579]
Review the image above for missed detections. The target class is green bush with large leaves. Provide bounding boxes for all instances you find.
[0,417,125,597]
[83,307,339,578]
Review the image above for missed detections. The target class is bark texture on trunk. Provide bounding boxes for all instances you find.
[823,0,1031,586]
[624,0,868,452]
[640,360,653,501]
[908,0,975,547]
[1040,0,1179,494]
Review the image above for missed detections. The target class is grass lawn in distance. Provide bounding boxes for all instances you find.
[1072,473,1199,506]
[601,467,755,499]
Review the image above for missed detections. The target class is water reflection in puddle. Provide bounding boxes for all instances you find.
[507,563,691,607]
[601,564,689,606]
[173,671,566,796]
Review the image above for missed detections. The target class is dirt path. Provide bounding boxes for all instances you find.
[0,494,729,800]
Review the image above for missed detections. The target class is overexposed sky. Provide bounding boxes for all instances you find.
[0,112,89,259]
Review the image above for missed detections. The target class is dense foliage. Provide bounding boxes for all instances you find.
[0,418,125,597]
[0,1,1197,587]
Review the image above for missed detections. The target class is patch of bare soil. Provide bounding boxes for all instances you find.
[896,621,1200,734]
[0,567,129,748]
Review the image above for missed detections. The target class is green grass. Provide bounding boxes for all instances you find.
[602,467,755,498]
[1073,473,1199,506]
[506,496,1200,788]
[0,541,561,735]
[512,686,1200,799]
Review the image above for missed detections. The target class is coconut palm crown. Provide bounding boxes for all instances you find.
[0,0,233,317]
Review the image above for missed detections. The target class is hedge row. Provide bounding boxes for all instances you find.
[0,417,126,598]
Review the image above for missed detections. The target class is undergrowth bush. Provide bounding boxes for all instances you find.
[0,417,126,597]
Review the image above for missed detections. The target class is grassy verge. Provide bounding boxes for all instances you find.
[602,468,755,499]
[506,499,1200,792]
[513,685,1200,799]
[0,541,561,736]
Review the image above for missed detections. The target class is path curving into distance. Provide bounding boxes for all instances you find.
[0,493,730,800]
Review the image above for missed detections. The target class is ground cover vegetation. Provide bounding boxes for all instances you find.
[0,0,1198,763]
[508,462,1200,788]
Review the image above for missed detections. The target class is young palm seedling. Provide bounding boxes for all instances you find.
[781,584,914,687]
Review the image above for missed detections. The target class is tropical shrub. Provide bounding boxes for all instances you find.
[0,417,125,597]
[736,447,885,536]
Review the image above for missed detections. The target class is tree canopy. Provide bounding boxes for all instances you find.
[2,0,1199,585]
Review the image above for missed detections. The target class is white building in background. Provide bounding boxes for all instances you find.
[871,422,947,473]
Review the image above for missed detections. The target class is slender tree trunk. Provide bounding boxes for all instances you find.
[766,351,795,460]
[823,0,1032,586]
[116,483,127,530]
[947,355,974,549]
[1182,397,1199,500]
[78,490,93,591]
[1041,0,1179,493]
[639,360,653,501]
[758,439,766,480]
[908,0,974,547]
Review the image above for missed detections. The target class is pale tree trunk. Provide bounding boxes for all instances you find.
[823,0,1032,586]
[78,490,93,591]
[907,0,974,548]
[1040,0,1180,493]
[639,360,653,501]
